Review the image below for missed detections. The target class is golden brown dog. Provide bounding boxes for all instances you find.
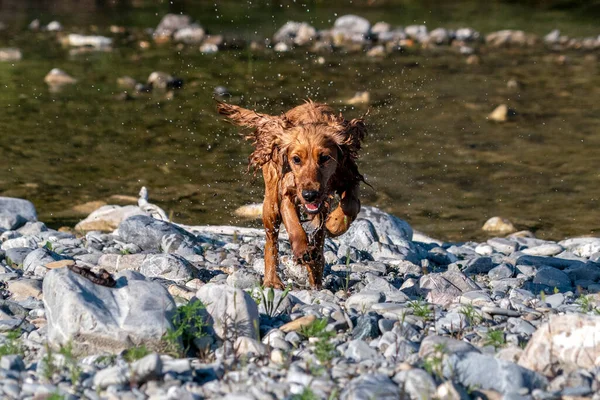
[218,101,366,289]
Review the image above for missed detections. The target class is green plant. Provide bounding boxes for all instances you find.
[459,304,482,326]
[43,241,53,251]
[484,329,506,349]
[120,248,131,255]
[300,318,337,365]
[291,387,319,400]
[163,299,208,356]
[408,300,432,320]
[41,344,58,382]
[575,295,600,314]
[422,343,446,380]
[258,285,291,318]
[58,342,82,386]
[46,393,65,400]
[0,330,24,357]
[123,345,150,363]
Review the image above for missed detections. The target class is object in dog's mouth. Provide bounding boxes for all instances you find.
[218,100,366,289]
[305,202,320,213]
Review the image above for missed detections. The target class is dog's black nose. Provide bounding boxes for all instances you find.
[302,190,319,202]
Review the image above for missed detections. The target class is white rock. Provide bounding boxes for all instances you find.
[195,283,260,340]
[75,205,146,232]
[43,268,176,354]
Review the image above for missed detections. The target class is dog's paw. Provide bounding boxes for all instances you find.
[263,276,285,290]
[294,246,323,265]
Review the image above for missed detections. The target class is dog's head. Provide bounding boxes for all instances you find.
[218,100,366,214]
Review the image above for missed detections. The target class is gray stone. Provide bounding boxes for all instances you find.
[427,247,458,265]
[443,352,547,394]
[227,269,261,289]
[0,355,25,371]
[393,368,436,400]
[488,263,514,280]
[340,373,400,400]
[344,339,376,362]
[405,25,428,42]
[564,263,600,282]
[346,291,384,311]
[383,337,419,361]
[43,268,176,354]
[352,314,380,341]
[428,28,451,45]
[93,365,129,389]
[139,254,194,281]
[435,311,469,334]
[507,317,536,336]
[487,238,519,254]
[419,271,480,306]
[23,247,70,275]
[118,215,200,256]
[460,257,495,275]
[234,337,266,357]
[0,197,37,230]
[530,266,572,292]
[419,335,480,359]
[131,353,162,382]
[521,244,563,257]
[4,247,34,266]
[195,283,260,340]
[332,15,371,42]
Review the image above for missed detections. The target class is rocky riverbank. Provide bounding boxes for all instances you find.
[0,194,599,399]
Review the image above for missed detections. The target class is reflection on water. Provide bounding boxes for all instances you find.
[0,1,599,241]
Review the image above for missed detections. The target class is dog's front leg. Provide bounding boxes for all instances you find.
[281,196,324,289]
[262,165,284,289]
[326,185,361,237]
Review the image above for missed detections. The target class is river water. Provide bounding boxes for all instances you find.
[0,0,599,241]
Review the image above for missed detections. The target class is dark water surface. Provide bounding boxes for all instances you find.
[0,1,599,241]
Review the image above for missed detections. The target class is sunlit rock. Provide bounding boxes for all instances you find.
[0,48,22,62]
[486,30,538,47]
[45,21,62,32]
[153,14,192,41]
[75,205,146,232]
[200,43,219,54]
[488,104,516,122]
[405,25,428,42]
[63,34,112,49]
[274,21,317,46]
[234,203,263,219]
[173,25,205,44]
[332,14,371,44]
[44,68,77,87]
[482,216,516,233]
[519,314,600,375]
[346,91,370,105]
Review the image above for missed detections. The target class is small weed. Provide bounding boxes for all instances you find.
[299,318,328,338]
[408,300,432,320]
[291,387,319,400]
[553,286,560,294]
[484,329,506,349]
[576,295,600,314]
[163,299,208,356]
[422,343,446,380]
[300,318,337,365]
[123,345,150,363]
[46,393,65,400]
[58,342,82,386]
[120,248,131,255]
[258,285,291,318]
[40,344,58,382]
[0,330,24,357]
[43,241,53,251]
[459,304,482,326]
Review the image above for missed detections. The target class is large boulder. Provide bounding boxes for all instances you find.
[118,215,200,256]
[75,205,146,232]
[0,197,37,230]
[195,283,260,341]
[444,352,547,394]
[98,253,194,281]
[519,314,600,376]
[43,268,176,354]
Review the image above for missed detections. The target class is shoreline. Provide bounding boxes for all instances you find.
[1,194,600,398]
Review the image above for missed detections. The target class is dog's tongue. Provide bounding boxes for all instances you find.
[305,203,319,212]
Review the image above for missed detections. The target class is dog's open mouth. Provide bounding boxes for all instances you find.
[304,202,321,214]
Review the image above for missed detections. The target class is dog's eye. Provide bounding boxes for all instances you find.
[292,156,301,165]
[318,154,331,164]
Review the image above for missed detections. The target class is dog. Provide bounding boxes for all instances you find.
[218,100,366,289]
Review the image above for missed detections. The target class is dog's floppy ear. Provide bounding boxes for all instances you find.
[217,102,288,170]
[344,118,366,158]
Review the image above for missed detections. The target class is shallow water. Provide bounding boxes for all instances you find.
[0,1,599,241]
